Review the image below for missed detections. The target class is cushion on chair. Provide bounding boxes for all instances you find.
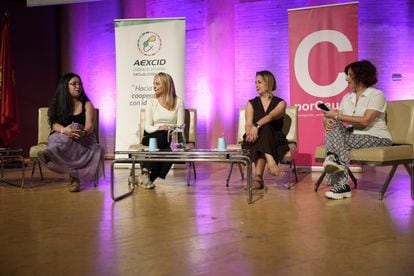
[227,143,242,150]
[283,143,297,161]
[38,108,50,145]
[386,101,414,145]
[315,145,326,160]
[350,145,413,162]
[30,107,50,160]
[186,109,197,145]
[128,144,148,151]
[29,144,47,159]
[315,144,413,163]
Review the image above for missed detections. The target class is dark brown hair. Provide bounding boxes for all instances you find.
[344,60,378,87]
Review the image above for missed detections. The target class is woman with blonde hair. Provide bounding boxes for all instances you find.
[242,70,290,189]
[136,72,185,188]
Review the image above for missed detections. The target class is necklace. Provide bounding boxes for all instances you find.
[261,95,271,111]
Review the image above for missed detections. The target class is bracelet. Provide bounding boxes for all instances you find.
[60,127,64,134]
[334,113,339,120]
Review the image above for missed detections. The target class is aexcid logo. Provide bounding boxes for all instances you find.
[137,31,162,56]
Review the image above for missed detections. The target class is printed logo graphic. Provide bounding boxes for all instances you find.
[295,30,352,98]
[137,31,162,56]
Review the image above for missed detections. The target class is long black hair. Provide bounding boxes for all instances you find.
[48,73,90,126]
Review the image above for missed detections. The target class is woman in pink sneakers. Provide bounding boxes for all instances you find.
[322,60,392,199]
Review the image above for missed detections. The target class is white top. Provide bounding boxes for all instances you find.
[144,97,185,133]
[339,87,391,140]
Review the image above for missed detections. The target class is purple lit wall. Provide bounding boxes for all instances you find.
[60,0,414,159]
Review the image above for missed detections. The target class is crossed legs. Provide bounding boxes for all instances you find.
[252,153,285,189]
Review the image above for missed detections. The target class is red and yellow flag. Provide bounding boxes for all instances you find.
[0,15,20,146]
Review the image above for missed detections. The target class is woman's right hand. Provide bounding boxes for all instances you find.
[245,127,258,142]
[61,123,82,139]
[158,125,171,131]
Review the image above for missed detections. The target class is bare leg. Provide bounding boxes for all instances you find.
[264,153,285,177]
[252,157,265,189]
[255,158,266,180]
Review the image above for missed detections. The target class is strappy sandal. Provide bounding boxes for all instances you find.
[244,179,264,190]
[253,179,264,189]
[69,177,80,192]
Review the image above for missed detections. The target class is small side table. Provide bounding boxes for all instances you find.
[0,148,25,188]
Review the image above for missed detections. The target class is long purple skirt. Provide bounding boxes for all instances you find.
[44,123,105,183]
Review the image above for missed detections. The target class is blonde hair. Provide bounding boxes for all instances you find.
[155,72,177,110]
[256,70,277,95]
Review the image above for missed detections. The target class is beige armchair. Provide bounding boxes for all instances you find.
[29,107,49,186]
[29,107,100,187]
[226,106,299,188]
[129,108,197,182]
[314,100,414,199]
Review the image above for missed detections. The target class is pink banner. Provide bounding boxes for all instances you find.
[288,2,358,166]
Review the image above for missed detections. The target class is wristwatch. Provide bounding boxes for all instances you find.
[254,122,260,129]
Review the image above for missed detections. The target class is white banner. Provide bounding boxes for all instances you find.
[114,18,185,151]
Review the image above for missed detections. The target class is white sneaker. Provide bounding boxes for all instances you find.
[139,173,155,189]
[128,175,138,186]
[323,153,345,174]
[325,184,352,200]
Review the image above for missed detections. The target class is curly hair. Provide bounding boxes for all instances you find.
[48,73,90,127]
[344,60,378,88]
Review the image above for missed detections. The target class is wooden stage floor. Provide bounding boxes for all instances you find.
[1,161,413,275]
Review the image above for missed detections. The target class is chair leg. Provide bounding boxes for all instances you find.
[287,161,298,189]
[238,163,244,180]
[191,162,196,179]
[293,161,298,183]
[287,162,292,190]
[186,162,191,186]
[286,160,298,190]
[185,162,196,186]
[314,171,326,191]
[348,167,357,188]
[38,160,44,181]
[403,163,412,177]
[30,159,40,188]
[20,157,25,188]
[226,163,234,187]
[379,164,398,200]
[411,163,414,200]
[403,163,413,199]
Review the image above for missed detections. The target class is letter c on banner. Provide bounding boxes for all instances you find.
[294,30,352,98]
